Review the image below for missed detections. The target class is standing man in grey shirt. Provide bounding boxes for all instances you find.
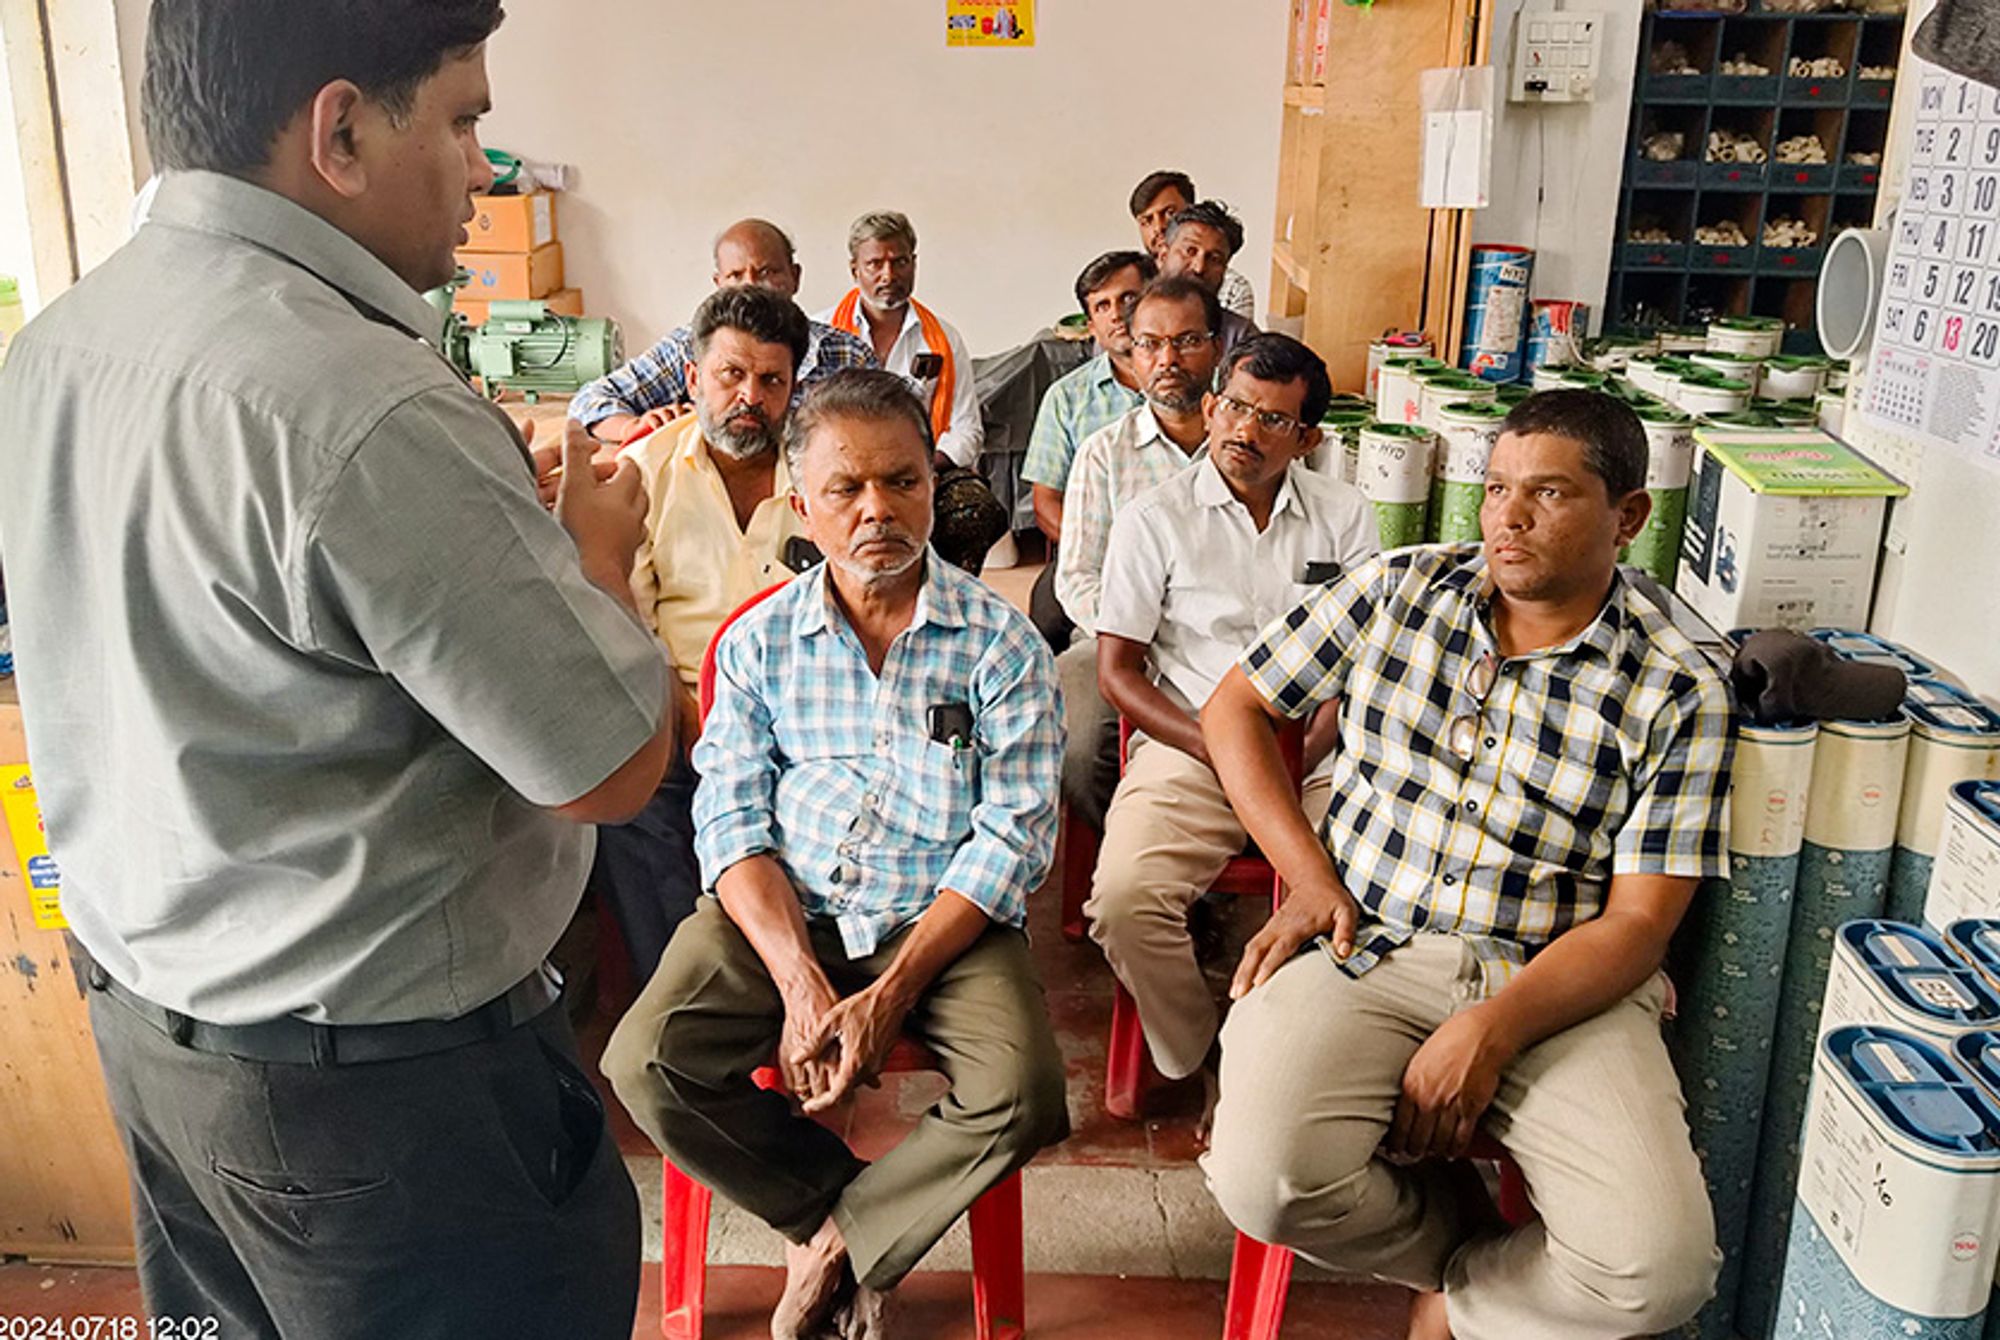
[0,3,673,1337]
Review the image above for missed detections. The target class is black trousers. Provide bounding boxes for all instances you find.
[88,980,640,1340]
[590,754,703,983]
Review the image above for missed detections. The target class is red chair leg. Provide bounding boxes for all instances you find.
[1497,1155,1532,1229]
[1060,809,1097,942]
[661,1160,713,1340]
[1222,1233,1295,1340]
[1104,983,1154,1120]
[967,1171,1026,1340]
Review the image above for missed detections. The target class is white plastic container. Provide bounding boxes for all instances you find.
[1763,355,1831,402]
[1928,783,2000,930]
[1673,375,1753,417]
[1707,315,1785,359]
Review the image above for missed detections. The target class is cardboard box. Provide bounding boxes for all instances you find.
[454,242,564,301]
[453,287,584,327]
[462,191,556,253]
[1676,429,1906,633]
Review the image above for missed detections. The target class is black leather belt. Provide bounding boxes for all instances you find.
[88,960,563,1066]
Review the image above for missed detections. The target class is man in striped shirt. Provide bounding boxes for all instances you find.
[1200,391,1733,1340]
[603,370,1067,1338]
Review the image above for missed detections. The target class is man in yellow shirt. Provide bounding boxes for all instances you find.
[597,285,810,980]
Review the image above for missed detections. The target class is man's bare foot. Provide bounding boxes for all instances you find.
[773,1217,854,1340]
[1406,1288,1452,1340]
[834,1283,893,1340]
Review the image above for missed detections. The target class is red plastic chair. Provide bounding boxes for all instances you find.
[1221,1133,1533,1340]
[660,581,1027,1340]
[1103,717,1304,1120]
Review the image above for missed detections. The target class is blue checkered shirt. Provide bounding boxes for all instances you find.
[692,557,1064,958]
[1021,352,1143,491]
[568,318,876,429]
[1239,544,1733,994]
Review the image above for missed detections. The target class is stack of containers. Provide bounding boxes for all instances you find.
[452,189,577,321]
[1623,405,1696,586]
[1356,422,1435,549]
[1926,782,2000,929]
[1775,1026,2000,1340]
[1376,355,1447,425]
[1668,720,1818,1340]
[1364,332,1433,400]
[1739,710,1913,1339]
[1429,402,1509,543]
[1416,370,1495,432]
[1891,681,2000,924]
[1819,920,2000,1045]
[1950,1030,2000,1340]
[1707,315,1786,359]
[1310,406,1372,482]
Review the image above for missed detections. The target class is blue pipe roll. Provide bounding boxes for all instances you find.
[1891,680,2000,926]
[1738,714,1911,1340]
[1666,721,1818,1340]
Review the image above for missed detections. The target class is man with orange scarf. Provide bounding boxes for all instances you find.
[821,211,984,472]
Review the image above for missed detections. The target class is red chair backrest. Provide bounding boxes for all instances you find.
[697,582,791,722]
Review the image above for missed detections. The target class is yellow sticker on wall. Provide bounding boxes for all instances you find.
[946,0,1034,47]
[1,765,67,930]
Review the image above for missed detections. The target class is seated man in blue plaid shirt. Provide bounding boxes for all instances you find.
[570,218,875,445]
[602,369,1069,1338]
[1199,391,1734,1340]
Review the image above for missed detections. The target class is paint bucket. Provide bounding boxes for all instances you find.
[1806,628,1938,679]
[1925,782,2000,931]
[1818,389,1848,436]
[1951,1027,2000,1340]
[1672,373,1753,417]
[1822,920,2000,1043]
[1430,402,1509,543]
[1365,332,1433,400]
[1459,245,1534,383]
[1357,422,1435,549]
[1660,327,1710,354]
[1892,682,2000,926]
[1623,406,1695,586]
[1376,355,1447,426]
[1763,356,1831,402]
[1776,1026,2000,1340]
[1689,351,1766,395]
[1947,922,2000,999]
[1524,298,1591,377]
[1707,315,1786,359]
[1626,353,1675,399]
[1582,333,1654,372]
[1741,713,1913,1339]
[1416,371,1494,432]
[1669,721,1817,1340]
[1310,408,1373,479]
[1529,363,1575,392]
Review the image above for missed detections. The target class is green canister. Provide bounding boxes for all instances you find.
[1430,402,1509,543]
[1623,405,1696,586]
[1689,350,1765,396]
[1311,407,1373,481]
[1358,421,1436,549]
[1417,371,1495,432]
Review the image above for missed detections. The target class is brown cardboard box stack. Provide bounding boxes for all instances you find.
[453,190,585,325]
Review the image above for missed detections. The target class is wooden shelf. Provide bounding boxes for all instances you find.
[1271,241,1310,293]
[1283,84,1329,109]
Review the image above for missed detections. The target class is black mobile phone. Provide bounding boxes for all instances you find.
[927,701,974,747]
[911,352,944,379]
[1301,559,1343,584]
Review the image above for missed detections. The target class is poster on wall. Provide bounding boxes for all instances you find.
[946,0,1034,47]
[1861,64,2000,471]
[1,765,65,930]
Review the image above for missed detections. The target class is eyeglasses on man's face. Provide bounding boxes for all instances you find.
[1131,331,1215,355]
[1211,391,1303,438]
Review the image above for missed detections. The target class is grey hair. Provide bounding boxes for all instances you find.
[783,369,935,481]
[847,210,918,258]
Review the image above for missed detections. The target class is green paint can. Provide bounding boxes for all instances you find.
[1358,421,1436,549]
[1430,402,1510,543]
[1622,406,1695,586]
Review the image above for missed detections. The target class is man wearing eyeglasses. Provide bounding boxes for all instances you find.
[1046,275,1225,832]
[571,218,876,446]
[1086,332,1377,1107]
[1200,390,1732,1339]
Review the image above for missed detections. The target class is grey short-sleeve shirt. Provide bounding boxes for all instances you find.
[0,172,669,1025]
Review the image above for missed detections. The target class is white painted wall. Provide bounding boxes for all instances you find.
[477,0,1288,356]
[0,20,38,313]
[1474,0,1641,332]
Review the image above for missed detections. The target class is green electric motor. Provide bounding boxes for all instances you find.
[468,301,622,403]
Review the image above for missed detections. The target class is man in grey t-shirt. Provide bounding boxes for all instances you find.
[0,3,672,1335]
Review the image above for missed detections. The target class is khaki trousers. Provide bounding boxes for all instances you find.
[600,900,1069,1289]
[1085,738,1332,1080]
[1202,933,1718,1340]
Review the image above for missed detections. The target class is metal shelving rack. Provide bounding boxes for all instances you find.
[1607,6,1906,354]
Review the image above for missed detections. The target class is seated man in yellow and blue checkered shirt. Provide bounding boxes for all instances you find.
[1198,390,1734,1340]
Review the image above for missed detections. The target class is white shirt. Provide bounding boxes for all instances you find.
[1097,455,1379,719]
[816,299,984,468]
[1055,404,1204,635]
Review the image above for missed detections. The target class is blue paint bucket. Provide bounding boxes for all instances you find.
[1459,245,1534,384]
